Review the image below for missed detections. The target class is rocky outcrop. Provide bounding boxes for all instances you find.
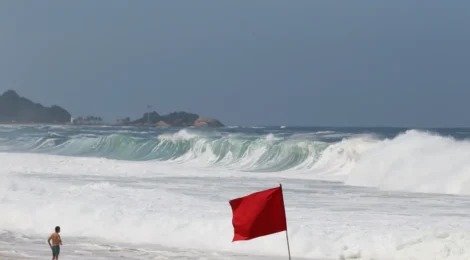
[0,90,71,124]
[131,111,224,127]
[193,117,224,127]
[155,121,171,127]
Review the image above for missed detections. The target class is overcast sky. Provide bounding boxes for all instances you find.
[1,1,469,127]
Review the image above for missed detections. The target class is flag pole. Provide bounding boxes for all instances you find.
[280,184,292,260]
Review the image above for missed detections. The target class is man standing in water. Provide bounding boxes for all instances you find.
[47,226,62,260]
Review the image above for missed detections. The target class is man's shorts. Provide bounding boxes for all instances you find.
[52,245,60,256]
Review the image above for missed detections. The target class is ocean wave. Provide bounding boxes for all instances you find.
[3,126,470,195]
[0,128,380,173]
[344,129,470,194]
[3,126,470,259]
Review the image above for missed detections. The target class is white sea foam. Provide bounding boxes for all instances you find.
[3,128,470,259]
[344,130,470,195]
[2,147,470,259]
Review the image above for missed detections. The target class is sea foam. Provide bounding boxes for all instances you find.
[2,126,470,259]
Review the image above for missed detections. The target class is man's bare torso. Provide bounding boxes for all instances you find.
[49,233,61,246]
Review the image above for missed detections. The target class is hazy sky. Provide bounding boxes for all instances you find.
[1,1,469,127]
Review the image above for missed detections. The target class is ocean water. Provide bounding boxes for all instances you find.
[1,125,470,259]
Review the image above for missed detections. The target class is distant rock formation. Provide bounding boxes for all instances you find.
[193,117,224,127]
[131,111,224,127]
[0,90,224,127]
[155,121,171,127]
[0,90,71,124]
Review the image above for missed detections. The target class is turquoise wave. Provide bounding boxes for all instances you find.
[0,126,381,172]
[0,130,343,172]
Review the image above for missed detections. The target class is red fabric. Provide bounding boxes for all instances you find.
[229,186,287,241]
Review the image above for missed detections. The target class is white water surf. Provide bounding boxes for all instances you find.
[2,135,470,260]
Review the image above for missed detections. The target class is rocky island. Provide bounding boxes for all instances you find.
[0,90,224,127]
[0,90,71,124]
[128,111,224,127]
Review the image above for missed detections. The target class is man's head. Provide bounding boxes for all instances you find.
[55,226,60,233]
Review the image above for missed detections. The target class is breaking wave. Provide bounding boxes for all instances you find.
[3,126,470,194]
[0,128,377,173]
[3,126,470,260]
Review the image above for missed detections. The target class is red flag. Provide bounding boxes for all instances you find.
[229,185,287,241]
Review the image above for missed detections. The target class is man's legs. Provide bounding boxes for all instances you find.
[52,246,60,260]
